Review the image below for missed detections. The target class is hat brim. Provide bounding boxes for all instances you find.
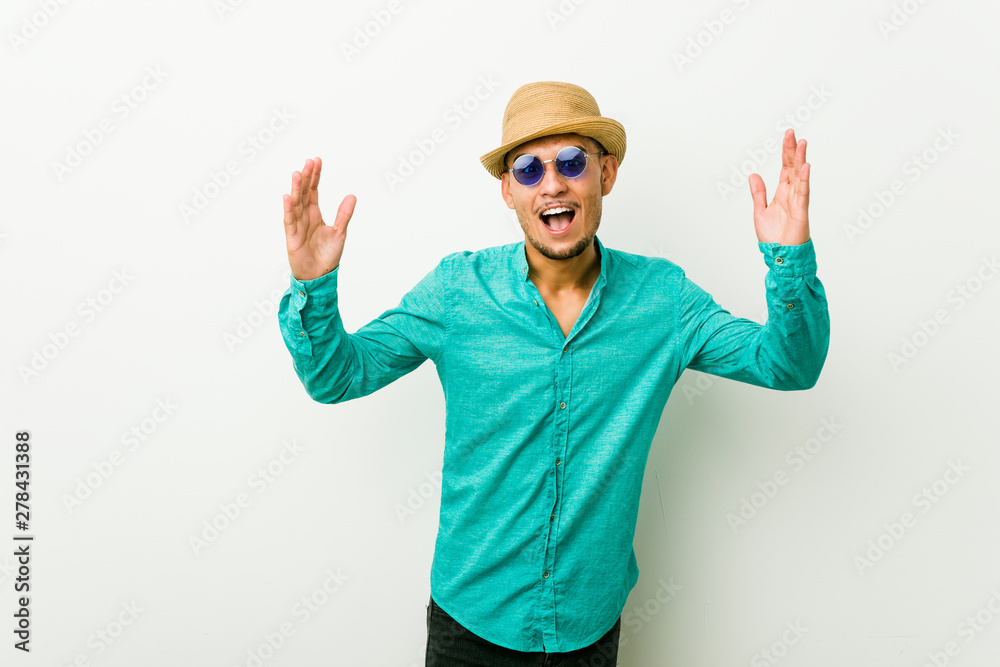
[479,117,626,180]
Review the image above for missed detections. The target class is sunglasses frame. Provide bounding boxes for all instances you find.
[506,146,606,187]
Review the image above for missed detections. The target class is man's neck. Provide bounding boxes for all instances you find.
[525,241,601,296]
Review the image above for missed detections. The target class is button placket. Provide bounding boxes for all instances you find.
[542,345,571,601]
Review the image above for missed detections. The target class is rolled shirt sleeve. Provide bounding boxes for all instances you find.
[680,238,830,390]
[278,257,450,404]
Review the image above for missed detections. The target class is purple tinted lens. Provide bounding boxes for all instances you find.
[512,155,543,186]
[555,147,588,178]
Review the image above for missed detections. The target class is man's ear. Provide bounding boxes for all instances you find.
[501,172,515,209]
[600,154,619,196]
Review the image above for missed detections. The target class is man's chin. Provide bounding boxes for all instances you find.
[527,232,594,261]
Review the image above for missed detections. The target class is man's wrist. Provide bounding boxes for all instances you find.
[291,264,340,302]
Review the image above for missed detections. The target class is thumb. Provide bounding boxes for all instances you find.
[332,194,357,233]
[748,173,767,223]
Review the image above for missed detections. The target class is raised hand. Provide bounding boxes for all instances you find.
[283,157,357,282]
[749,129,810,246]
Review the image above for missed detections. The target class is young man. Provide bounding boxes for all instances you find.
[278,81,830,665]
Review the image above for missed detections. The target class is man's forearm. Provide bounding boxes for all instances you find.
[755,239,830,390]
[681,239,830,390]
[278,266,358,404]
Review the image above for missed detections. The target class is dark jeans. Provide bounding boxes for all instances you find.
[425,595,621,666]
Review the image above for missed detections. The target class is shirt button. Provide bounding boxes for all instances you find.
[298,290,305,296]
[299,331,306,336]
[555,458,561,466]
[786,303,795,309]
[533,299,538,306]
[560,402,566,410]
[550,514,555,522]
[775,257,784,264]
[542,571,549,579]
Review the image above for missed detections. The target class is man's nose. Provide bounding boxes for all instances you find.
[536,161,568,194]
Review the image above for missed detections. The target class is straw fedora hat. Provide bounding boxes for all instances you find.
[480,81,626,180]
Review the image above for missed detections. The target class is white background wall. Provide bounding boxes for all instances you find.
[3,0,999,665]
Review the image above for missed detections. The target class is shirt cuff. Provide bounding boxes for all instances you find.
[289,265,340,309]
[758,238,818,277]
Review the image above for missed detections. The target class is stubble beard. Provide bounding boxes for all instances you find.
[519,193,602,261]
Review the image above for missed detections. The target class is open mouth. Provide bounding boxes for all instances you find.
[540,206,575,235]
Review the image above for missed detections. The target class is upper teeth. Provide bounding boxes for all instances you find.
[542,207,571,216]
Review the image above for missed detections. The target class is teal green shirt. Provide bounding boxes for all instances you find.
[278,234,830,652]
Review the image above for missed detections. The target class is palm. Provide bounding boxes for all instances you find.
[749,129,810,246]
[283,157,357,281]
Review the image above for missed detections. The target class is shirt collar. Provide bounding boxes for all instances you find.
[513,235,608,293]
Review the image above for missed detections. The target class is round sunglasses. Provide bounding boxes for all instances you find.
[507,146,605,187]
